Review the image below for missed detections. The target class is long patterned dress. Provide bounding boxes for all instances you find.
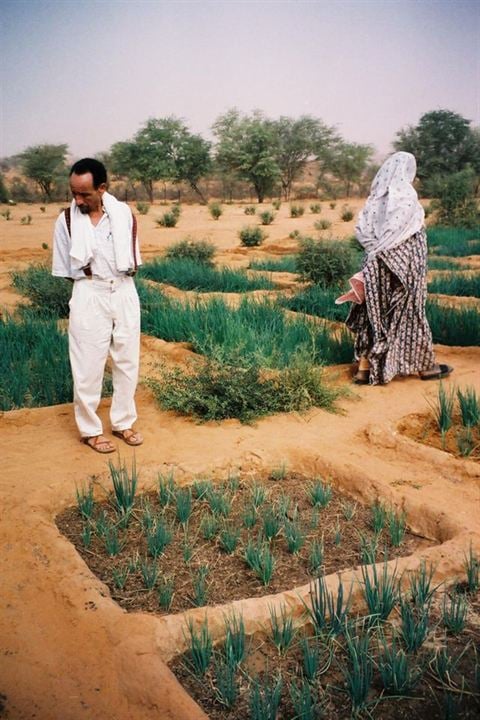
[346,228,435,385]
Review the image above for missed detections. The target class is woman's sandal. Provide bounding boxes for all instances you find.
[353,369,370,385]
[82,435,116,454]
[420,364,454,381]
[112,429,144,446]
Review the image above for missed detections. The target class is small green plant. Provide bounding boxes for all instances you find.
[284,518,306,554]
[157,575,175,610]
[206,487,232,517]
[157,211,177,228]
[182,538,193,564]
[270,462,287,481]
[388,508,407,547]
[456,427,476,457]
[341,500,357,521]
[191,564,210,607]
[261,505,282,541]
[224,612,246,666]
[361,558,399,624]
[81,524,92,548]
[341,205,354,222]
[289,229,301,239]
[242,505,257,529]
[300,634,330,680]
[109,457,137,521]
[41,242,49,250]
[333,517,342,546]
[408,560,441,608]
[442,591,468,634]
[157,471,175,507]
[250,482,268,509]
[140,558,159,589]
[464,542,479,592]
[259,210,275,225]
[75,482,95,519]
[20,215,32,225]
[219,524,240,554]
[314,218,331,231]
[358,533,378,565]
[329,201,336,209]
[213,652,238,708]
[136,202,150,215]
[244,205,256,215]
[208,201,223,220]
[200,513,220,540]
[192,478,213,499]
[310,203,322,214]
[297,236,355,287]
[1,209,11,220]
[175,486,193,527]
[289,677,322,720]
[249,674,283,720]
[171,202,181,218]
[377,630,423,695]
[400,596,430,652]
[112,564,129,590]
[370,500,387,534]
[428,382,455,447]
[185,619,212,676]
[307,478,332,508]
[146,518,173,557]
[457,386,480,428]
[244,537,276,585]
[272,199,281,210]
[239,225,266,247]
[165,237,215,265]
[290,204,305,218]
[308,537,324,574]
[342,630,373,717]
[269,604,295,654]
[40,206,46,213]
[304,573,351,637]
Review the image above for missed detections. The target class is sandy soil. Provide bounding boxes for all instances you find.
[1,202,479,720]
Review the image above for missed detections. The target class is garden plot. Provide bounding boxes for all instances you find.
[57,467,431,616]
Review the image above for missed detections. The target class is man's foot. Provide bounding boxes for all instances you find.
[419,364,454,381]
[82,435,116,453]
[112,429,144,446]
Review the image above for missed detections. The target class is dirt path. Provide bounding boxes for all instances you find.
[1,203,479,719]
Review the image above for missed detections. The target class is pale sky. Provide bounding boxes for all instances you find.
[1,0,479,161]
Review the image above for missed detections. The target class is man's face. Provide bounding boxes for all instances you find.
[70,172,106,214]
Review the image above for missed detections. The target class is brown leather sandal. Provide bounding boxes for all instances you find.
[82,435,116,454]
[112,429,144,446]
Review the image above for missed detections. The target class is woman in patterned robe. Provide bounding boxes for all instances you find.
[346,151,453,385]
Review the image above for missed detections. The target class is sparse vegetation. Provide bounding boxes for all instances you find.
[239,226,267,247]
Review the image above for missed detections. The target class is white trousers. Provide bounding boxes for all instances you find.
[68,276,141,438]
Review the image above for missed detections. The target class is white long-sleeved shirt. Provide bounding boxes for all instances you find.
[52,210,137,280]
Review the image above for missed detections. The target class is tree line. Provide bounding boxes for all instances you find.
[1,109,479,217]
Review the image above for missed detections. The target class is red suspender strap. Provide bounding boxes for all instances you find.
[131,212,138,271]
[64,207,71,237]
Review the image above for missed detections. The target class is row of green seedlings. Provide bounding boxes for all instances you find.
[427,226,480,258]
[180,548,480,719]
[428,383,480,455]
[428,271,480,299]
[139,256,274,293]
[75,463,409,609]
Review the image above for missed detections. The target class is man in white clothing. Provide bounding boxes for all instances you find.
[52,158,143,453]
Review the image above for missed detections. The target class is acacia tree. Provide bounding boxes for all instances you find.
[272,115,338,200]
[394,109,480,187]
[325,141,374,197]
[20,143,68,201]
[110,118,210,202]
[212,109,280,203]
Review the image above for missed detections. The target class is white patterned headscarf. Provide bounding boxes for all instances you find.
[356,151,425,258]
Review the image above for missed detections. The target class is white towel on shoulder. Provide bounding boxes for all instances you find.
[69,191,138,272]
